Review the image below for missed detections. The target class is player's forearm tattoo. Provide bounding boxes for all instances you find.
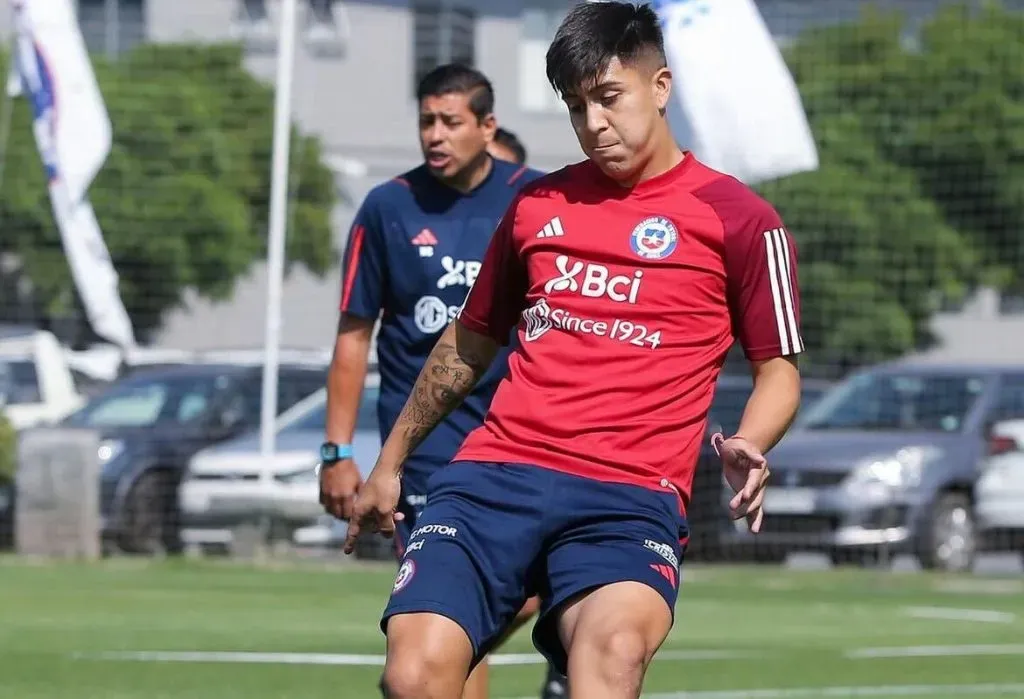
[395,339,491,454]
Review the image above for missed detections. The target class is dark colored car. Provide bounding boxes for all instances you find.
[61,363,325,555]
[720,361,1024,571]
[685,374,832,561]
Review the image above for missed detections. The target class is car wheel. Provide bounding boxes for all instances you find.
[120,471,179,556]
[917,492,976,573]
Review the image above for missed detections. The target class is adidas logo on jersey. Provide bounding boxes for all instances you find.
[536,217,565,239]
[412,229,438,257]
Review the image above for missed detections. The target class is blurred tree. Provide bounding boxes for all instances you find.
[761,3,1024,373]
[0,43,336,344]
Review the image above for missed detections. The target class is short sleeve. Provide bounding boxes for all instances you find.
[456,198,529,344]
[724,210,803,360]
[339,195,388,320]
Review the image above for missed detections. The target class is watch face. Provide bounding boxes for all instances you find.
[320,443,337,461]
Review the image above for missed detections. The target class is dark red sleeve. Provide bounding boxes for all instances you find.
[456,197,528,345]
[694,178,803,360]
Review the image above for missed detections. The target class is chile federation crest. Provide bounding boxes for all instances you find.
[629,216,678,260]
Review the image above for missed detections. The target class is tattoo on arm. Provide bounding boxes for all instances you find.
[394,337,494,457]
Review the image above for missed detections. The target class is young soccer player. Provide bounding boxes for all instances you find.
[345,3,803,697]
[318,64,564,698]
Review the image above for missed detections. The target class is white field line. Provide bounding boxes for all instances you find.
[635,684,1024,699]
[901,605,1017,623]
[74,648,754,667]
[847,644,1024,659]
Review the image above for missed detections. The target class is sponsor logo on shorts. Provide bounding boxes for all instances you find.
[410,524,458,540]
[405,494,427,507]
[520,298,663,349]
[405,540,424,554]
[393,559,416,593]
[644,539,679,568]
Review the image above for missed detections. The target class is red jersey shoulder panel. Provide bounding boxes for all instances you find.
[691,176,804,360]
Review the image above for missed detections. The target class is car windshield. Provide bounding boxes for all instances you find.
[709,383,829,436]
[66,373,223,428]
[799,372,986,432]
[283,385,379,433]
[0,359,42,405]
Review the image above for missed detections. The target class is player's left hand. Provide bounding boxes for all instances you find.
[712,433,771,533]
[342,467,403,555]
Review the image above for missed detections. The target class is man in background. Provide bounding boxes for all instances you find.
[318,63,565,699]
[489,126,528,165]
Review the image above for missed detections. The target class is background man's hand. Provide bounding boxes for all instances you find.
[319,459,363,521]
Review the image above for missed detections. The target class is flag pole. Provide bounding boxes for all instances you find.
[259,0,298,475]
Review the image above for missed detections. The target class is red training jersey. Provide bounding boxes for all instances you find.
[454,154,803,510]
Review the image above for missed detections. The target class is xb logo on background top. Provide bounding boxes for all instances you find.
[437,256,481,289]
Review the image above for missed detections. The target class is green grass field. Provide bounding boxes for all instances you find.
[2,557,1024,698]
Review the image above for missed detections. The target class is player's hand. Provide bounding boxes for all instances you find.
[342,467,403,555]
[319,459,363,521]
[712,433,771,533]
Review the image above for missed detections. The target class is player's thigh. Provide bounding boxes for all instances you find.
[382,461,545,667]
[533,483,687,674]
[558,581,673,669]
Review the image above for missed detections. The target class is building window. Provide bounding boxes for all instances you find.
[412,2,476,95]
[519,6,566,113]
[77,0,146,58]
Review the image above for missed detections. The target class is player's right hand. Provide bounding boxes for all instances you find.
[319,459,363,521]
[342,468,403,555]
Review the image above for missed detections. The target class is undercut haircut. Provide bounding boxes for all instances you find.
[546,1,667,98]
[416,63,495,122]
[494,128,528,165]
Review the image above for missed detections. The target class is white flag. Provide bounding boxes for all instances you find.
[11,0,135,349]
[656,0,819,184]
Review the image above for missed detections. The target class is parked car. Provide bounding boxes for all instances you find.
[61,362,326,555]
[720,361,1024,571]
[0,326,85,429]
[179,375,380,554]
[685,374,832,561]
[974,418,1024,560]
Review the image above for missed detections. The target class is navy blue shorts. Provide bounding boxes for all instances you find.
[381,461,689,674]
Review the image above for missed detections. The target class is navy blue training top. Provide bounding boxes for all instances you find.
[339,158,544,471]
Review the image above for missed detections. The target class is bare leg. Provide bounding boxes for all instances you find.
[558,582,672,699]
[382,612,474,699]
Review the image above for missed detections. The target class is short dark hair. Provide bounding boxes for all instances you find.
[546,2,666,98]
[416,63,495,121]
[494,128,528,164]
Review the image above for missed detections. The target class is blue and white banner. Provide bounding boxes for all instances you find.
[9,0,135,348]
[654,0,819,184]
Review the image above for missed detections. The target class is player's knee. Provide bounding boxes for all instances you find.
[572,627,649,687]
[381,654,444,699]
[383,614,473,699]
